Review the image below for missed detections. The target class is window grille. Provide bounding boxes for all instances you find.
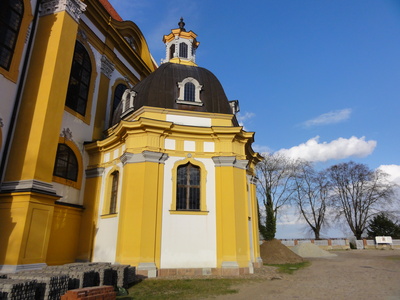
[179,42,188,58]
[176,163,200,210]
[0,0,23,70]
[53,144,78,181]
[109,171,119,214]
[65,42,92,116]
[184,82,195,102]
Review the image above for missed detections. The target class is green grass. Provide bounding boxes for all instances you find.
[117,278,250,300]
[265,261,311,274]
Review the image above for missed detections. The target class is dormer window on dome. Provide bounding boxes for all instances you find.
[120,88,137,118]
[162,18,199,66]
[176,77,203,106]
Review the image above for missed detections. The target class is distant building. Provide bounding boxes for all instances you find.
[0,0,262,277]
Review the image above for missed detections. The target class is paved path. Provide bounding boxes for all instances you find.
[214,250,400,300]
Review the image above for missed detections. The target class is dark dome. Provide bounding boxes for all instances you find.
[111,62,232,125]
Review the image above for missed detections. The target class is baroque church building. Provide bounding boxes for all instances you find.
[0,0,262,277]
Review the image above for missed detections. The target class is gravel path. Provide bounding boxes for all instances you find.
[213,249,400,300]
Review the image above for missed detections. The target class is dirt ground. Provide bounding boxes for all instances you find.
[213,249,400,300]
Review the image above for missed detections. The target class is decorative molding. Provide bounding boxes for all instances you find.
[77,29,88,41]
[247,175,258,185]
[176,77,203,105]
[61,128,73,140]
[85,167,105,178]
[40,0,87,23]
[100,55,114,79]
[235,159,249,170]
[124,36,136,50]
[121,151,168,165]
[1,180,59,197]
[212,156,236,167]
[229,100,240,115]
[120,89,137,118]
[212,156,248,170]
[25,25,32,44]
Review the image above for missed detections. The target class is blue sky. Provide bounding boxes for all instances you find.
[108,0,400,238]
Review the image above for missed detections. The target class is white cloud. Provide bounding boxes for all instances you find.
[236,112,255,131]
[303,108,352,127]
[236,112,255,125]
[378,165,400,185]
[277,136,377,162]
[253,144,272,154]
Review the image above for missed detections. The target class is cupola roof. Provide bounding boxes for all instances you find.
[162,18,199,66]
[110,20,239,126]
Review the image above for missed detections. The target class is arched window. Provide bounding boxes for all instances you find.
[176,77,203,106]
[184,82,195,102]
[179,42,188,58]
[176,163,200,210]
[65,41,92,116]
[0,0,24,70]
[109,171,119,214]
[169,44,175,60]
[53,144,78,181]
[113,83,127,112]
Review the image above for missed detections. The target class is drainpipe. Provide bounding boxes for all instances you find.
[0,0,42,187]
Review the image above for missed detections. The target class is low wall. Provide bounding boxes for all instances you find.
[280,239,350,250]
[279,239,400,250]
[363,239,400,249]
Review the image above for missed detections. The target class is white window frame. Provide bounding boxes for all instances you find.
[176,77,203,106]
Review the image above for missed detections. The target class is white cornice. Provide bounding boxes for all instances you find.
[41,0,87,23]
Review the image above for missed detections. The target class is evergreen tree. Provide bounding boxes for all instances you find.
[367,213,400,238]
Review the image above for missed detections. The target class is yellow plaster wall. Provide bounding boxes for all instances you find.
[232,167,251,267]
[5,11,79,182]
[249,181,261,260]
[116,161,164,267]
[76,176,102,261]
[0,195,28,265]
[46,204,83,265]
[215,165,252,268]
[215,166,237,266]
[0,193,55,266]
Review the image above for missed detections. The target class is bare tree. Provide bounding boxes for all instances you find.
[326,161,395,239]
[256,153,299,240]
[294,162,329,240]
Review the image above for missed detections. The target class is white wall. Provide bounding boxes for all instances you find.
[160,156,217,268]
[92,163,123,262]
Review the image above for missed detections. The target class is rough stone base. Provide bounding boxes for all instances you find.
[137,263,157,278]
[157,266,252,277]
[253,257,263,268]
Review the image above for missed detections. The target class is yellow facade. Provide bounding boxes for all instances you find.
[0,0,262,276]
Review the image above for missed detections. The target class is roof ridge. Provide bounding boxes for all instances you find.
[98,0,123,22]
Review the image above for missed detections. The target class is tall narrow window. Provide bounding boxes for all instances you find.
[169,44,175,60]
[176,163,200,210]
[109,171,119,214]
[65,41,92,116]
[112,83,127,111]
[179,42,188,58]
[0,0,24,70]
[184,82,195,102]
[176,77,203,106]
[53,144,78,181]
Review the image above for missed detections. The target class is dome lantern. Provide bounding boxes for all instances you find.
[162,18,199,66]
